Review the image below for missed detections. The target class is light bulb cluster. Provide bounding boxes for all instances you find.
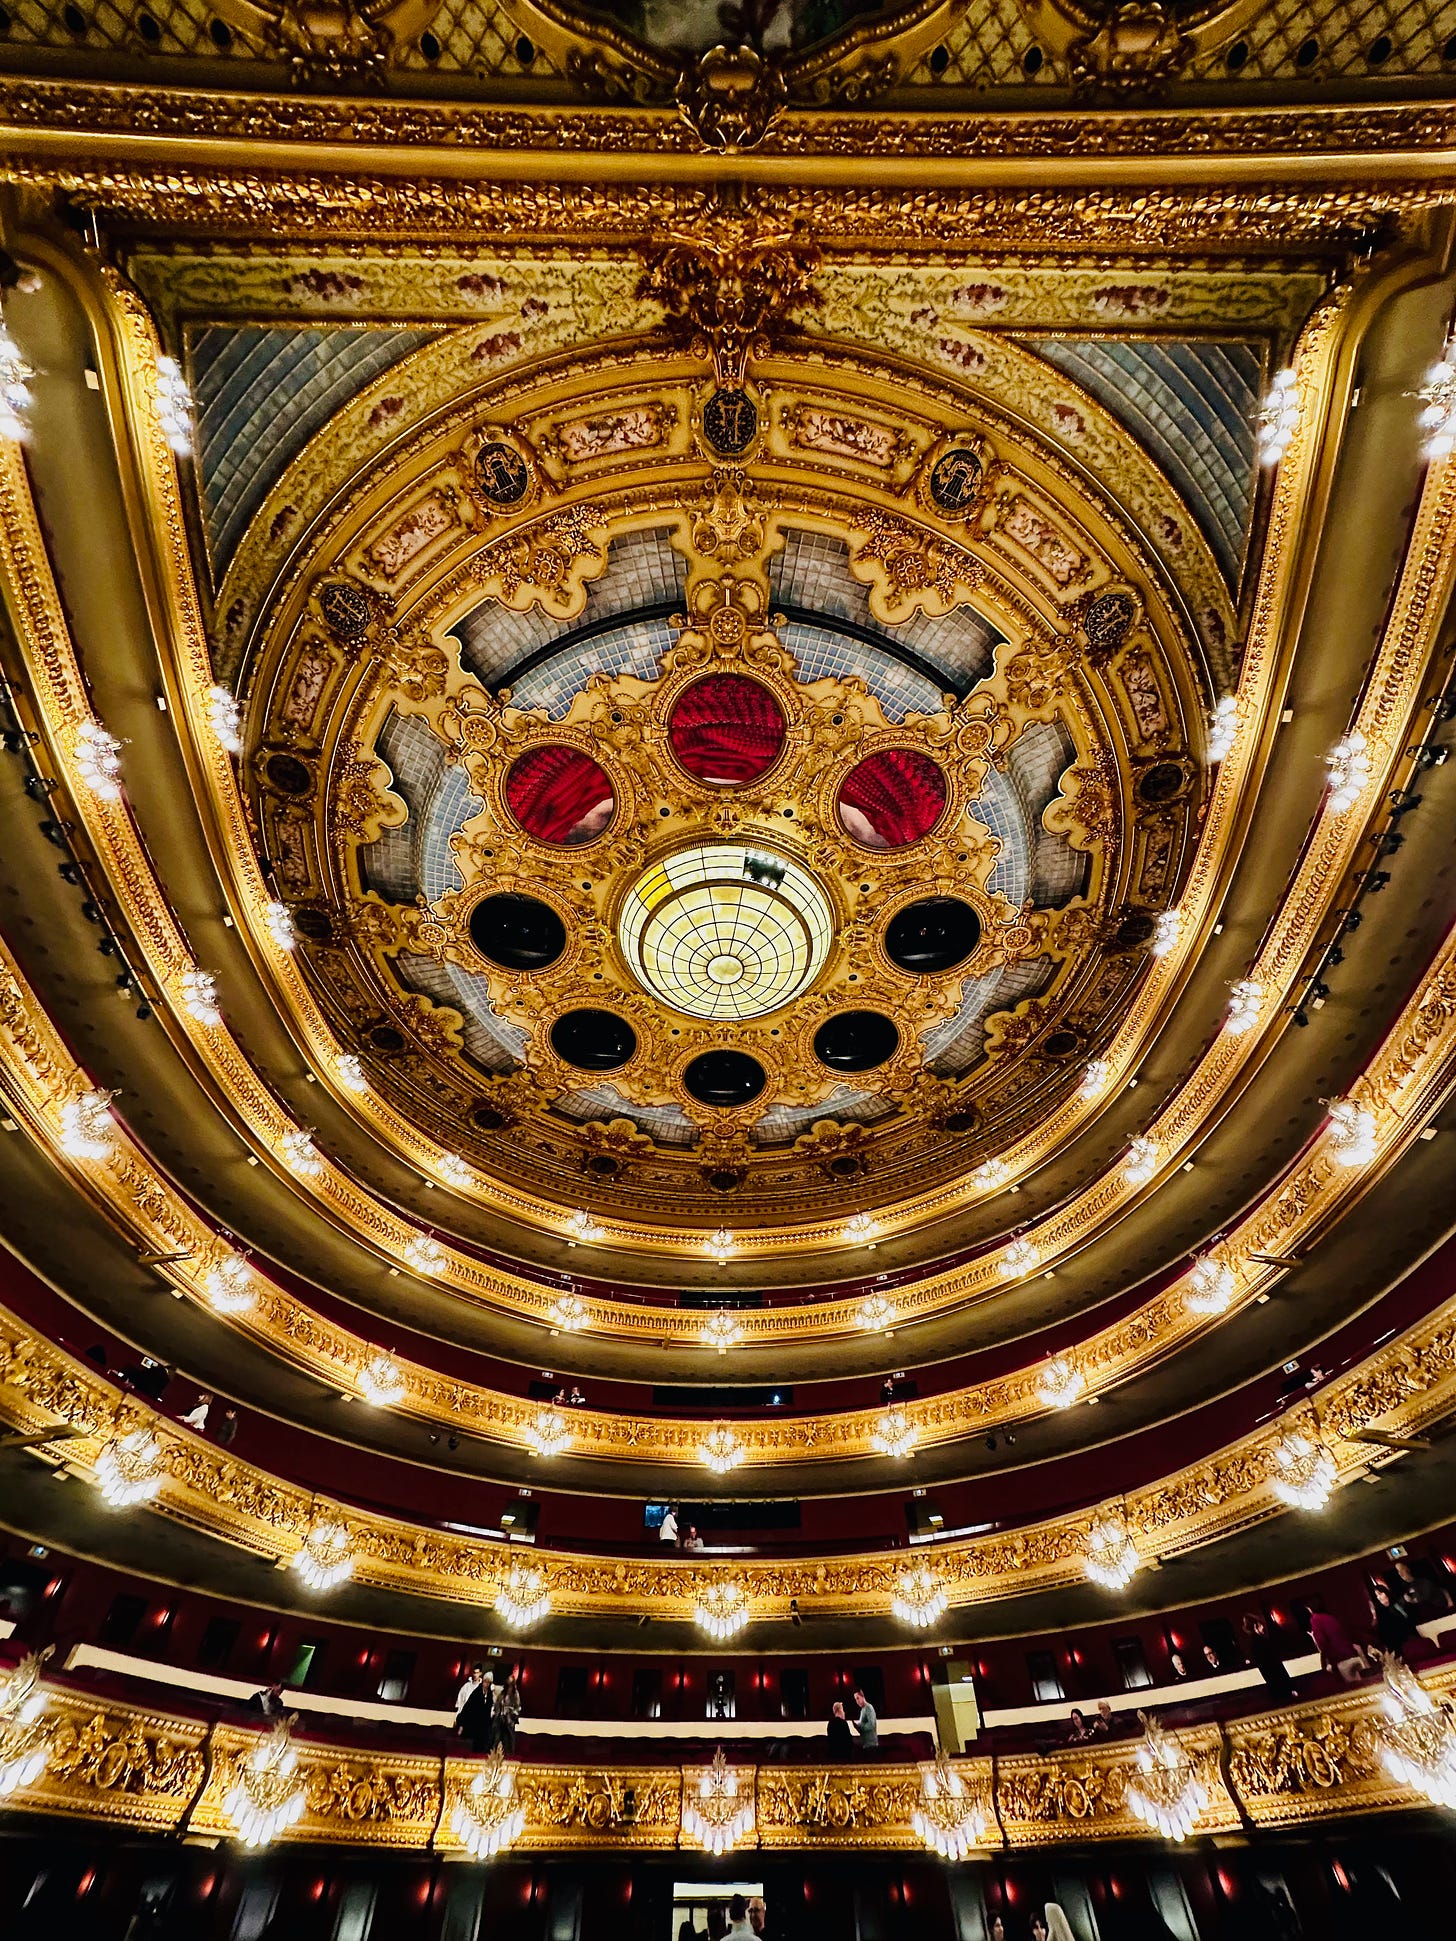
[1079,1057,1112,1100]
[972,1157,1011,1192]
[550,1291,588,1332]
[872,1406,918,1459]
[892,1564,948,1628]
[1256,367,1300,465]
[224,1724,307,1847]
[449,1750,525,1859]
[403,1234,445,1276]
[524,1406,571,1458]
[1123,1135,1159,1186]
[856,1292,896,1333]
[1084,1511,1140,1591]
[1000,1235,1040,1279]
[702,1308,743,1354]
[281,1128,321,1176]
[59,1087,116,1159]
[1207,695,1239,763]
[359,1352,405,1407]
[1327,1097,1377,1166]
[912,1751,988,1859]
[566,1208,603,1243]
[335,1053,368,1094]
[698,1424,745,1475]
[179,966,221,1026]
[1185,1256,1236,1316]
[1126,1717,1207,1840]
[264,900,297,951]
[95,1428,166,1507]
[1225,979,1263,1035]
[706,1226,736,1263]
[694,1580,750,1642]
[1325,730,1373,813]
[1416,338,1456,461]
[1269,1429,1337,1511]
[204,1251,255,1314]
[75,717,123,799]
[1377,1656,1456,1808]
[1037,1355,1085,1409]
[495,1563,551,1629]
[842,1211,879,1246]
[292,1518,355,1591]
[206,684,243,754]
[153,353,195,456]
[0,323,35,441]
[437,1151,473,1189]
[682,1748,754,1855]
[0,1653,48,1798]
[1151,909,1181,956]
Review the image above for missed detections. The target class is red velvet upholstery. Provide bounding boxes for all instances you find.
[505,745,614,843]
[668,674,785,784]
[837,749,946,848]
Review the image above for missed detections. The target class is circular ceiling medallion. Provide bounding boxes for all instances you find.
[469,892,567,971]
[668,674,786,787]
[813,1010,900,1073]
[884,896,981,975]
[683,1048,767,1109]
[618,842,833,1021]
[702,388,758,455]
[550,1008,638,1072]
[837,749,947,850]
[474,442,530,506]
[929,446,983,513]
[505,745,615,845]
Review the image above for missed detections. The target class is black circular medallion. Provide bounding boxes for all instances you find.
[468,892,566,971]
[702,388,758,455]
[813,1011,900,1073]
[1137,760,1187,804]
[683,1049,767,1109]
[929,446,983,513]
[1084,590,1136,654]
[265,751,312,796]
[317,579,373,639]
[550,1008,638,1073]
[884,897,981,975]
[474,442,531,507]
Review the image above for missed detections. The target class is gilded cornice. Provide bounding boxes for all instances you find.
[1,1671,1449,1848]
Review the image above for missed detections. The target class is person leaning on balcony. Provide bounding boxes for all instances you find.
[1298,1599,1367,1683]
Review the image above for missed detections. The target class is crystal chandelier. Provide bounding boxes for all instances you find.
[335,1053,368,1094]
[75,717,123,799]
[566,1208,603,1243]
[1151,909,1181,956]
[973,1157,1011,1191]
[1079,1057,1112,1100]
[873,1407,917,1459]
[205,1251,254,1314]
[281,1128,321,1176]
[180,967,221,1026]
[1186,1256,1235,1316]
[264,900,297,951]
[892,1564,948,1628]
[698,1423,745,1474]
[403,1234,445,1276]
[1327,1096,1377,1165]
[1207,695,1239,763]
[59,1087,116,1159]
[842,1212,879,1246]
[694,1580,750,1641]
[682,1747,755,1855]
[1376,1655,1456,1807]
[1256,367,1300,464]
[206,684,243,754]
[1037,1355,1084,1409]
[1083,1511,1140,1590]
[1225,980,1263,1034]
[0,322,35,441]
[1126,1716,1206,1840]
[1001,1235,1040,1278]
[292,1518,355,1591]
[153,353,195,456]
[1416,338,1456,460]
[702,1308,743,1353]
[1325,730,1373,813]
[438,1150,473,1188]
[0,1652,50,1798]
[706,1226,736,1263]
[550,1291,587,1331]
[96,1428,165,1507]
[524,1406,571,1458]
[224,1722,307,1847]
[449,1749,525,1858]
[359,1352,405,1407]
[912,1750,988,1859]
[1269,1428,1336,1510]
[1124,1135,1159,1186]
[495,1562,551,1629]
[857,1292,896,1332]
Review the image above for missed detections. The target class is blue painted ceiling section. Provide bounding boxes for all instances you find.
[1026,339,1264,589]
[187,325,436,575]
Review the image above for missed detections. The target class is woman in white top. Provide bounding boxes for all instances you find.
[659,1506,679,1543]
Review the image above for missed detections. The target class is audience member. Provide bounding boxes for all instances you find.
[1370,1579,1419,1660]
[725,1895,754,1940]
[216,1409,239,1448]
[1168,1650,1191,1680]
[494,1672,521,1754]
[705,1909,728,1941]
[1067,1707,1091,1743]
[1299,1599,1367,1683]
[1395,1555,1447,1619]
[682,1525,704,1552]
[1093,1699,1113,1735]
[660,1505,679,1545]
[1202,1643,1222,1674]
[1243,1613,1294,1702]
[826,1700,853,1756]
[748,1896,769,1939]
[458,1671,495,1754]
[251,1682,284,1719]
[852,1686,879,1754]
[455,1663,484,1717]
[178,1392,212,1433]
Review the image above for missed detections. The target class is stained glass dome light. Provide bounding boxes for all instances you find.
[618,842,834,1021]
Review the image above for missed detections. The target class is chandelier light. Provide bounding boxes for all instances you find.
[0,322,35,441]
[281,1128,321,1176]
[1151,909,1181,956]
[524,1406,571,1458]
[438,1150,473,1188]
[1126,1715,1207,1840]
[449,1749,526,1859]
[1124,1135,1159,1186]
[95,1427,166,1507]
[335,1052,368,1094]
[682,1747,755,1856]
[1079,1057,1112,1100]
[0,1652,49,1798]
[892,1564,948,1628]
[292,1517,355,1591]
[1207,695,1240,763]
[1000,1235,1040,1278]
[179,966,221,1026]
[566,1208,603,1243]
[1376,1655,1456,1807]
[912,1750,988,1859]
[1327,1097,1377,1166]
[1256,366,1300,464]
[74,717,123,799]
[706,1226,736,1263]
[1225,979,1263,1034]
[224,1722,307,1847]
[1416,337,1456,461]
[1037,1355,1085,1409]
[495,1562,551,1629]
[1084,1511,1140,1590]
[204,1251,254,1314]
[973,1157,1011,1192]
[842,1211,879,1246]
[702,1308,743,1354]
[694,1580,750,1642]
[550,1291,587,1332]
[403,1234,445,1276]
[856,1292,896,1333]
[359,1351,405,1407]
[264,900,297,951]
[1325,730,1373,813]
[872,1407,918,1459]
[206,683,243,754]
[1185,1256,1236,1316]
[698,1424,746,1475]
[1269,1428,1337,1511]
[153,353,195,456]
[59,1087,116,1159]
